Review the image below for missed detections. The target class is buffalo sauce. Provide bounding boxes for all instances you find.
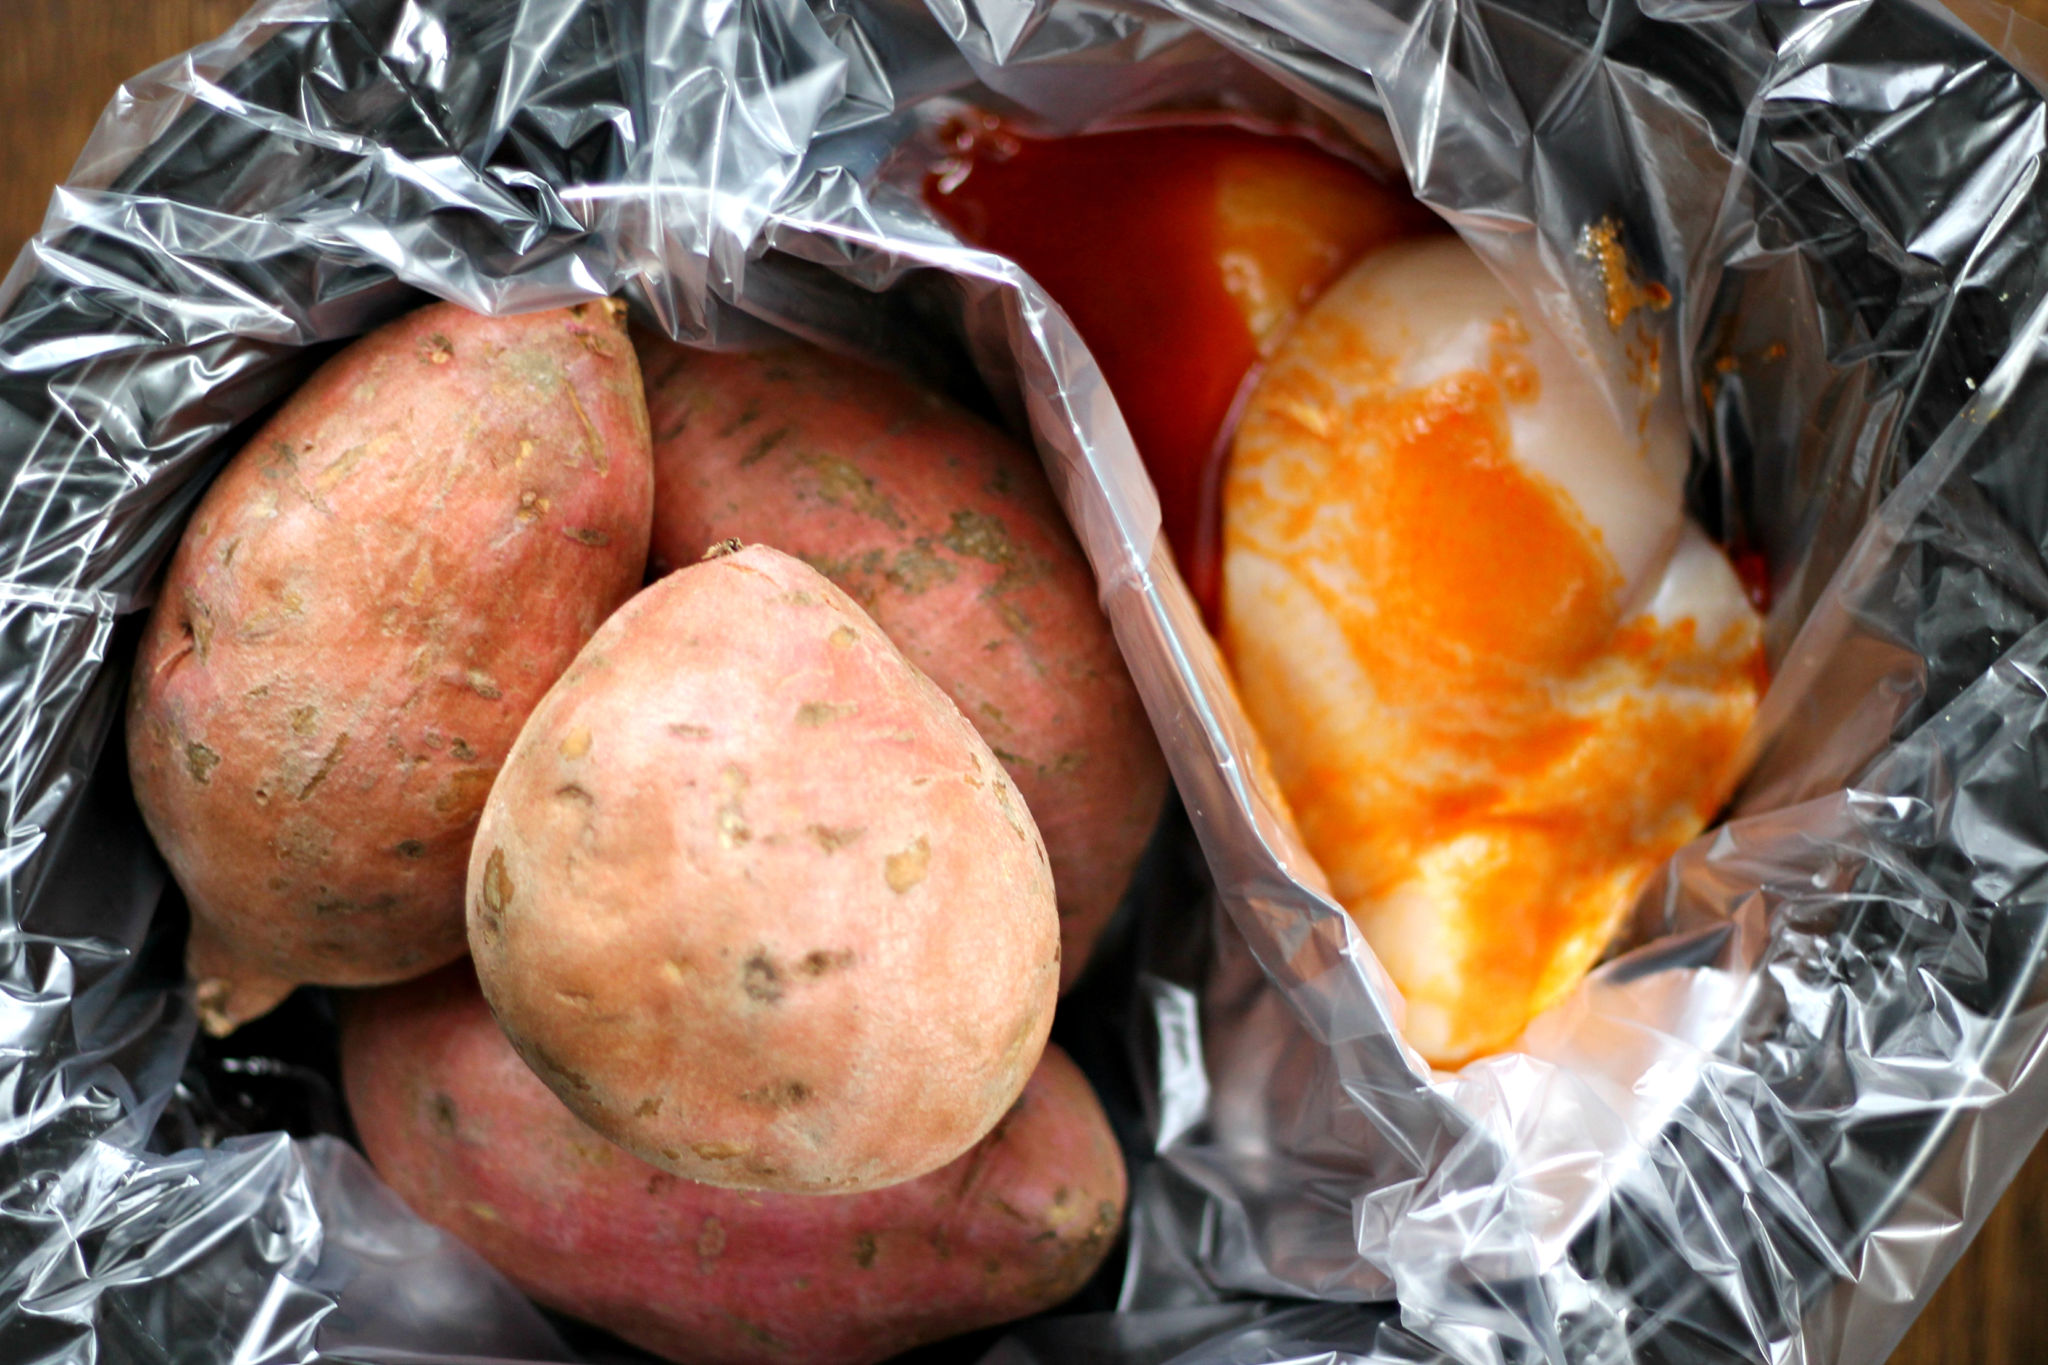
[1220,236,1768,1063]
[925,118,1440,620]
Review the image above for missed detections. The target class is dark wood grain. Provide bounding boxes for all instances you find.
[0,0,252,271]
[0,3,2044,1364]
[1888,1139,2048,1364]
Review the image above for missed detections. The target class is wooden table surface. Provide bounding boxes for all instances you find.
[2,2,2044,1363]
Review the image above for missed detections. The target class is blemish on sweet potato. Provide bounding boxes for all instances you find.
[563,526,611,547]
[572,297,629,330]
[525,1039,592,1094]
[801,948,855,976]
[275,817,332,866]
[827,625,858,649]
[795,700,857,727]
[852,1231,879,1269]
[428,1091,458,1137]
[480,848,515,918]
[668,722,712,740]
[636,1096,663,1117]
[464,669,503,700]
[807,824,864,853]
[885,544,955,593]
[568,303,621,353]
[991,780,1032,842]
[989,1196,1030,1223]
[181,593,215,659]
[717,765,752,848]
[740,426,791,466]
[153,633,198,688]
[398,554,435,609]
[433,768,494,819]
[185,742,221,784]
[655,405,693,443]
[563,382,609,474]
[800,452,905,530]
[697,1215,727,1273]
[739,1079,811,1109]
[884,836,930,894]
[719,399,763,437]
[742,951,782,1004]
[692,1140,744,1161]
[297,732,351,801]
[942,508,1016,567]
[726,1315,790,1353]
[555,783,595,805]
[395,839,427,859]
[314,441,375,494]
[193,979,233,1035]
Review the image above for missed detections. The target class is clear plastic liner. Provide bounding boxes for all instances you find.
[1,1,2045,1363]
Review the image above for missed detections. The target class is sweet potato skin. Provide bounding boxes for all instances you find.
[127,300,653,1035]
[638,338,1169,992]
[342,965,1125,1365]
[467,545,1060,1194]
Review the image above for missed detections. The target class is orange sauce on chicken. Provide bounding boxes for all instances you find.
[1225,241,1763,1062]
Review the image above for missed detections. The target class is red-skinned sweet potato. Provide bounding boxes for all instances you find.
[638,338,1169,992]
[342,964,1126,1365]
[128,299,653,1035]
[467,544,1060,1194]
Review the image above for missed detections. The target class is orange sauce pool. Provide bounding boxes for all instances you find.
[925,117,1439,621]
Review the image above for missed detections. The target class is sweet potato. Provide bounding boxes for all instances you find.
[638,337,1168,991]
[467,544,1060,1194]
[128,299,653,1035]
[343,964,1125,1365]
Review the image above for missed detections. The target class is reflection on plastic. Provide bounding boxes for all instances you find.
[4,1,2048,1364]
